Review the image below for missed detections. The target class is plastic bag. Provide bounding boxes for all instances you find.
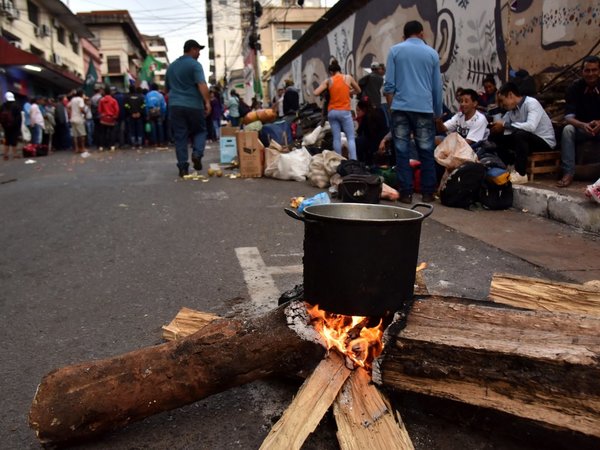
[585,178,600,204]
[308,153,329,188]
[298,192,330,213]
[264,147,311,181]
[434,132,477,170]
[21,112,31,142]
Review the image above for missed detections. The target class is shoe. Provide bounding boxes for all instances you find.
[110,146,116,152]
[421,193,435,203]
[509,170,528,185]
[98,147,104,152]
[192,155,202,171]
[178,167,189,178]
[398,194,413,204]
[556,174,573,188]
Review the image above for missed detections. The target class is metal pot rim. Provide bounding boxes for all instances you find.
[303,202,432,223]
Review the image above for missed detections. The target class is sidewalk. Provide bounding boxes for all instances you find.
[430,183,600,284]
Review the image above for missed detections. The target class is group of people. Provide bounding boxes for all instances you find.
[305,20,599,203]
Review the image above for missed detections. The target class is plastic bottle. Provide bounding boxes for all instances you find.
[298,192,330,213]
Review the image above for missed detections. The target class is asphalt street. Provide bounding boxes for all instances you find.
[0,143,597,449]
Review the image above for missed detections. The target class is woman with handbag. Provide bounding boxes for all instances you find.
[98,87,120,151]
[313,60,361,160]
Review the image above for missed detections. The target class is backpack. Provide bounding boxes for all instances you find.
[440,162,486,209]
[479,179,513,210]
[238,100,251,118]
[0,109,14,128]
[337,159,369,177]
[339,174,382,204]
[149,106,161,119]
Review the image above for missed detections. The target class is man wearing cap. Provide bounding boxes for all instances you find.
[358,63,385,109]
[165,39,211,177]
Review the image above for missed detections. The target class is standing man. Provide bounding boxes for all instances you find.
[165,39,211,178]
[67,89,87,154]
[556,55,600,187]
[145,83,167,147]
[384,20,442,203]
[359,62,385,109]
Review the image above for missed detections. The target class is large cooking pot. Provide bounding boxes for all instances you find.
[285,202,433,317]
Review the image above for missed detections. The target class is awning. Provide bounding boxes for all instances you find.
[0,38,83,92]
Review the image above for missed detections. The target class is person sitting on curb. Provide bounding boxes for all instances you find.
[435,89,489,148]
[557,55,600,188]
[489,82,556,184]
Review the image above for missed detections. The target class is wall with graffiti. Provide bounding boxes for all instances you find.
[270,0,599,107]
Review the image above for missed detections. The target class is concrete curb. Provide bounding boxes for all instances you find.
[513,185,600,234]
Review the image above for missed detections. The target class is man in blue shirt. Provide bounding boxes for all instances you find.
[165,39,211,177]
[384,20,442,204]
[145,83,167,148]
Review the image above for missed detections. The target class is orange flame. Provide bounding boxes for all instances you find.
[306,303,384,370]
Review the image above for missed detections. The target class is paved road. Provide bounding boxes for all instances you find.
[0,144,596,449]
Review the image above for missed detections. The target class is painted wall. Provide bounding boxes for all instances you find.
[270,0,600,107]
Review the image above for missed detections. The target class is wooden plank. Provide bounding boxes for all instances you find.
[260,352,351,450]
[161,307,220,341]
[376,297,600,437]
[489,273,600,316]
[334,367,414,450]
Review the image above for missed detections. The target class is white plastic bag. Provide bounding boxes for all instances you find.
[434,132,477,170]
[322,150,345,175]
[21,112,31,142]
[265,147,311,181]
[585,177,600,204]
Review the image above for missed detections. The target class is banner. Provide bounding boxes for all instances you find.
[139,55,164,83]
[83,61,98,96]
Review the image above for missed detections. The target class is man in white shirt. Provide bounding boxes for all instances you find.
[490,82,556,184]
[67,89,87,154]
[436,89,489,146]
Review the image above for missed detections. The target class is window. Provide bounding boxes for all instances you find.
[276,28,304,41]
[27,0,39,26]
[107,56,121,73]
[57,27,65,45]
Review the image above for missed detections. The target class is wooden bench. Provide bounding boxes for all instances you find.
[527,151,560,181]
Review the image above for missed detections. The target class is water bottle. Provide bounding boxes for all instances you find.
[298,192,330,213]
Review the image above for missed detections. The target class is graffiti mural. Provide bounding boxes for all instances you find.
[270,0,598,107]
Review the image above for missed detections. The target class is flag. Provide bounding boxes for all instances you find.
[126,71,136,86]
[139,55,164,82]
[83,62,98,96]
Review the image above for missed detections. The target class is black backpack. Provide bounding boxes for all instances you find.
[339,174,382,204]
[238,100,251,117]
[479,179,513,210]
[440,162,486,209]
[337,159,369,177]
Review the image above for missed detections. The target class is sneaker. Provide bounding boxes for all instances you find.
[398,194,413,204]
[509,170,528,185]
[421,193,435,203]
[178,167,189,178]
[192,155,203,171]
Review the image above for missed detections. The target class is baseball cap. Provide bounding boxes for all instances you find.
[184,39,205,52]
[4,92,15,102]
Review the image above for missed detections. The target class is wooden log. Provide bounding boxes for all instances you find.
[334,367,414,450]
[29,301,325,447]
[260,351,351,450]
[373,296,600,437]
[161,307,219,341]
[489,273,600,315]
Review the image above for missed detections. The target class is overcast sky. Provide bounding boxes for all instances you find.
[63,0,337,77]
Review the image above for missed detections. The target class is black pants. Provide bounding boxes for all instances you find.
[491,130,552,175]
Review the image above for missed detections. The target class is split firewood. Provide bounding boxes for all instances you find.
[161,307,220,340]
[334,367,414,450]
[489,273,600,315]
[29,301,325,447]
[373,296,600,437]
[260,351,351,450]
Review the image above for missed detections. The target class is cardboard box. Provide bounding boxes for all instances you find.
[236,131,264,178]
[221,126,238,137]
[220,137,237,163]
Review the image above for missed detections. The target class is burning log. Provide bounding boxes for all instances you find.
[260,351,351,450]
[489,273,600,315]
[29,301,325,447]
[334,367,414,450]
[374,296,600,438]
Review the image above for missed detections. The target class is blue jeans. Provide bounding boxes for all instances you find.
[560,124,600,175]
[149,118,164,145]
[32,125,43,145]
[328,109,356,160]
[213,119,221,140]
[85,119,94,147]
[391,110,436,195]
[230,116,240,127]
[170,106,207,170]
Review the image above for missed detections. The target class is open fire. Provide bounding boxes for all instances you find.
[306,303,384,370]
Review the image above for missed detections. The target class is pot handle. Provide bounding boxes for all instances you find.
[411,203,434,219]
[284,208,305,222]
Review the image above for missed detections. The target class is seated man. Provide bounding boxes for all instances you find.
[557,55,600,187]
[489,82,556,184]
[436,89,489,147]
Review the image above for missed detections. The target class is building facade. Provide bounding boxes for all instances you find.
[0,0,94,98]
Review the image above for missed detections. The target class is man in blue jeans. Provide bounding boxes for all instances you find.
[383,20,442,204]
[165,39,211,177]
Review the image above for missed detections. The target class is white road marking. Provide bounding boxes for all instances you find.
[235,247,302,314]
